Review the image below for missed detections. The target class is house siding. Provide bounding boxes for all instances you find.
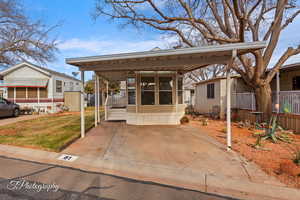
[194,80,221,116]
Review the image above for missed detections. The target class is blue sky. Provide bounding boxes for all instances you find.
[22,0,300,80]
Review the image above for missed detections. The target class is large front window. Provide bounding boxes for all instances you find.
[159,76,173,105]
[127,77,136,105]
[141,76,155,105]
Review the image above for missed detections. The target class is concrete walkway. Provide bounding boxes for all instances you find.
[0,115,42,126]
[0,122,299,200]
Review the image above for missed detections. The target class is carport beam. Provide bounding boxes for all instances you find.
[81,71,85,138]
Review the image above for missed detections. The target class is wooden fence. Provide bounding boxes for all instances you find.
[236,109,300,134]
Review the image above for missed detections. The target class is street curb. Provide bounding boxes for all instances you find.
[0,144,299,200]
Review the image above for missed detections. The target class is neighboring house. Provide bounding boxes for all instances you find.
[193,75,248,119]
[0,62,81,113]
[194,62,300,118]
[269,62,300,91]
[183,86,195,106]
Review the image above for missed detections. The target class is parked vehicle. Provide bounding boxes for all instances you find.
[0,98,20,117]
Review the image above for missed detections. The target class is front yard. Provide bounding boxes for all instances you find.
[188,116,300,188]
[0,107,98,152]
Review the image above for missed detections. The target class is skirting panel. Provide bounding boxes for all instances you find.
[126,112,185,125]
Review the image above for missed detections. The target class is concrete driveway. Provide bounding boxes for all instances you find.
[63,122,280,186]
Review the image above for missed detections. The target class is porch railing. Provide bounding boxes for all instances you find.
[232,93,256,111]
[233,91,300,115]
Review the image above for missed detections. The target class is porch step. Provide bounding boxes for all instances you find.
[107,108,126,121]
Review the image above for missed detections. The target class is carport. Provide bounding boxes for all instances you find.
[66,41,266,150]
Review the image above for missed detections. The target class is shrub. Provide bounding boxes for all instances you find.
[201,118,208,126]
[180,116,189,124]
[293,150,300,166]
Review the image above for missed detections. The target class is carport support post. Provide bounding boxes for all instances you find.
[276,72,280,113]
[226,50,236,151]
[94,73,98,127]
[97,75,100,123]
[80,71,85,138]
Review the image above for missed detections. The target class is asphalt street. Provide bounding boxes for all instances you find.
[0,156,239,200]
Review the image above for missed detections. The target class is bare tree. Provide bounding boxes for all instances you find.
[0,0,58,66]
[93,0,300,117]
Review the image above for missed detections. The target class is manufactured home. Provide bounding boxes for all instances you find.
[0,62,81,113]
[66,41,266,134]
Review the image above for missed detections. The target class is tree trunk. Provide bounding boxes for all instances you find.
[254,83,273,121]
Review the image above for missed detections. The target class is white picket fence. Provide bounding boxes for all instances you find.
[233,91,300,115]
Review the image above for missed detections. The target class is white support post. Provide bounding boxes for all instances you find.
[276,72,280,113]
[37,87,40,105]
[25,88,28,99]
[97,75,100,123]
[13,87,16,103]
[105,81,109,120]
[81,71,85,138]
[175,71,178,113]
[135,72,138,113]
[226,49,237,151]
[94,73,98,127]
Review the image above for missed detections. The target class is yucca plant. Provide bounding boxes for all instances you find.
[255,102,293,144]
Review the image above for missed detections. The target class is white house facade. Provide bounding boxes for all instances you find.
[0,62,81,113]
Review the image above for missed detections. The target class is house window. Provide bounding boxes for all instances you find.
[39,88,47,98]
[56,80,62,93]
[141,76,155,105]
[159,76,173,105]
[28,88,37,98]
[177,76,183,104]
[293,76,300,90]
[8,88,14,98]
[16,88,26,98]
[207,83,215,99]
[127,77,136,105]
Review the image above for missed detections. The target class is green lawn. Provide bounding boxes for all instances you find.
[0,107,101,152]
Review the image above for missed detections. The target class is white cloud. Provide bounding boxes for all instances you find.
[58,36,170,56]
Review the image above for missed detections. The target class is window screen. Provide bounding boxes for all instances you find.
[16,88,26,98]
[207,83,215,99]
[39,88,48,98]
[141,76,155,105]
[159,77,173,105]
[177,77,183,104]
[127,77,136,105]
